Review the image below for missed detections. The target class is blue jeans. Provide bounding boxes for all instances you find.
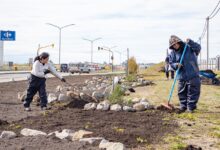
[24,74,47,108]
[178,77,201,110]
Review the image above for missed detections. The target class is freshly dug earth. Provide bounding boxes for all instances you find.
[0,75,94,122]
[0,74,178,149]
[2,106,177,148]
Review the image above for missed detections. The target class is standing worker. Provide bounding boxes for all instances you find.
[165,55,174,80]
[23,52,66,111]
[169,35,201,113]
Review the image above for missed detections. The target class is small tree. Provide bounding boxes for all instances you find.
[128,57,138,74]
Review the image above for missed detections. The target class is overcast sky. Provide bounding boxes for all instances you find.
[0,0,219,64]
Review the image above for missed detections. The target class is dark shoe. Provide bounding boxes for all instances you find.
[24,107,31,111]
[177,107,186,114]
[41,106,51,111]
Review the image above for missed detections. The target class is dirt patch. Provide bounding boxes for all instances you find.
[0,75,94,122]
[2,107,178,148]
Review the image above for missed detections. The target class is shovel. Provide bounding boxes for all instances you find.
[160,44,188,110]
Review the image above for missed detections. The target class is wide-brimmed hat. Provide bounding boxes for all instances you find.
[169,35,182,49]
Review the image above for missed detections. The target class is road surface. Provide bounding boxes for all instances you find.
[0,71,125,83]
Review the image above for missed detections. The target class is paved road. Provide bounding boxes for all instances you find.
[0,71,125,83]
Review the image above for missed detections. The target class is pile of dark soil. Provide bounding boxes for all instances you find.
[184,145,202,150]
[0,120,8,126]
[156,105,180,113]
[3,107,178,148]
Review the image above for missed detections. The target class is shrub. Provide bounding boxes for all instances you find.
[128,57,138,74]
[108,85,124,104]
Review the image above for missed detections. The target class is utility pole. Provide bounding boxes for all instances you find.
[127,48,129,76]
[206,17,209,69]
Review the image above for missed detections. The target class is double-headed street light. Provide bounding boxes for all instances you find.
[82,37,102,64]
[46,23,75,65]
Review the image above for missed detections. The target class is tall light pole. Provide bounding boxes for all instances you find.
[46,23,75,65]
[82,37,102,64]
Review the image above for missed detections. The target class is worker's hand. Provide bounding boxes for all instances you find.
[186,38,191,43]
[61,78,66,82]
[177,63,183,69]
[44,69,50,75]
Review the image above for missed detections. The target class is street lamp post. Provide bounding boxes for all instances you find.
[82,37,102,64]
[98,46,115,72]
[46,23,75,65]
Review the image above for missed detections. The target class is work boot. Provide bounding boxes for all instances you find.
[177,107,186,114]
[41,106,51,111]
[24,107,31,111]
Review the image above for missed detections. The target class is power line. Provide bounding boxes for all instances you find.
[209,6,220,19]
[200,20,207,40]
[208,0,220,17]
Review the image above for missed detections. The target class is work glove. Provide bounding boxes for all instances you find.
[61,78,66,82]
[177,63,183,69]
[44,69,50,75]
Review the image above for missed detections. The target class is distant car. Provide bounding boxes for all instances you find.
[79,65,91,73]
[60,64,69,72]
[69,66,80,74]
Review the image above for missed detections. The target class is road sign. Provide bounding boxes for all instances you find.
[0,30,16,41]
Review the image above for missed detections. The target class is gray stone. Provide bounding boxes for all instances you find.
[84,103,97,110]
[82,87,88,91]
[85,80,90,84]
[140,97,149,103]
[132,98,140,103]
[0,131,17,139]
[123,106,135,112]
[99,139,125,150]
[48,93,57,103]
[133,103,146,111]
[140,101,150,109]
[92,91,104,100]
[48,129,74,140]
[97,100,110,111]
[72,130,93,141]
[56,85,63,92]
[110,104,122,111]
[132,82,137,87]
[79,137,104,144]
[20,128,47,136]
[58,93,68,101]
[66,91,79,99]
[18,91,26,102]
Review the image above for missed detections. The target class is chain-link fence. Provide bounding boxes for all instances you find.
[199,55,220,70]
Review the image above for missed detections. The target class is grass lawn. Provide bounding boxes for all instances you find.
[132,64,220,150]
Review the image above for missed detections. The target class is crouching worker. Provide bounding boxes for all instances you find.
[24,52,66,111]
[169,35,201,113]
